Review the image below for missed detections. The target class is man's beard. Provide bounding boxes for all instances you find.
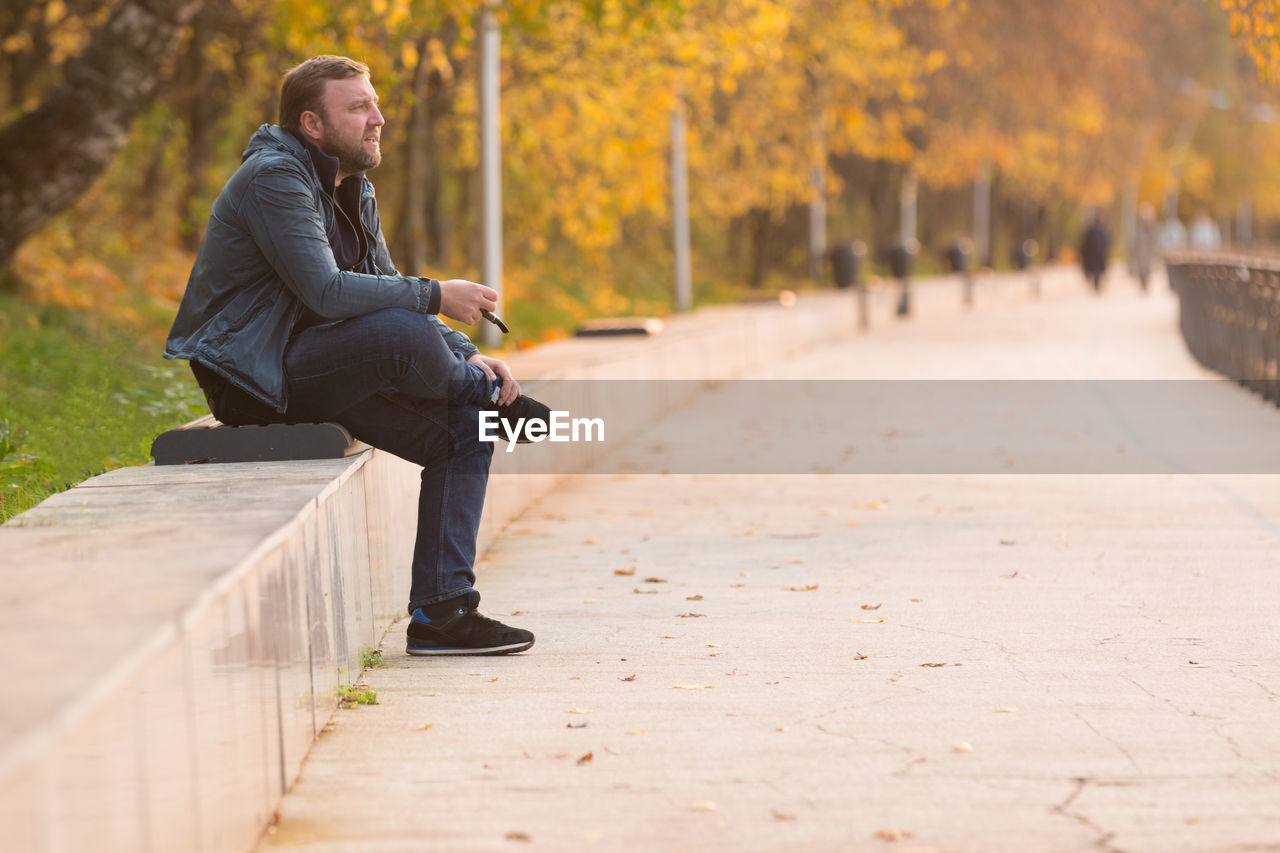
[322,130,380,176]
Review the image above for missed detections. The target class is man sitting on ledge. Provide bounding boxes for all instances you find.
[165,55,543,656]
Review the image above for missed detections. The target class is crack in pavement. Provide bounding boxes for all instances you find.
[1051,777,1126,853]
[1070,711,1143,775]
[896,622,1019,656]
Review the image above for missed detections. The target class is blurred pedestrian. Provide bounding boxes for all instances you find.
[1132,203,1155,292]
[1080,213,1111,293]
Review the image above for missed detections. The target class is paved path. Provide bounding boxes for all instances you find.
[260,273,1280,852]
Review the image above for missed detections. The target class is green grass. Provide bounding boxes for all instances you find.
[336,683,378,706]
[0,294,207,522]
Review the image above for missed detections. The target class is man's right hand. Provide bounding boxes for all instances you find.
[438,279,498,325]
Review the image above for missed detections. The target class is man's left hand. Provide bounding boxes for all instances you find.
[468,354,521,406]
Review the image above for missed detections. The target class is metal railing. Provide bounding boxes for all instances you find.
[1167,252,1280,406]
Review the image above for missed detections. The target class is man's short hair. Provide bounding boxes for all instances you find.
[279,55,370,132]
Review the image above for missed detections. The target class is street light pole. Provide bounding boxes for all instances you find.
[671,89,692,312]
[479,3,503,348]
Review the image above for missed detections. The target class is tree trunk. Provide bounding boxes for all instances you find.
[0,0,204,271]
[399,33,432,274]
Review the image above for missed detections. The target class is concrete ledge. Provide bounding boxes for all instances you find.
[0,270,1060,851]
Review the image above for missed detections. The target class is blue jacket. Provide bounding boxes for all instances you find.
[165,124,477,412]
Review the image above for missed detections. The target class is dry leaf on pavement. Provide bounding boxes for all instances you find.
[772,809,797,821]
[613,567,636,576]
[633,588,658,595]
[853,617,888,624]
[860,603,883,610]
[678,613,706,618]
[686,594,704,601]
[619,674,637,682]
[784,584,819,592]
[690,801,717,812]
[505,831,532,842]
[565,708,593,714]
[577,752,593,765]
[874,828,913,841]
[644,577,667,583]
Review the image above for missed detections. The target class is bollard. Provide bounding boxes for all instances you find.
[890,238,918,318]
[948,237,974,308]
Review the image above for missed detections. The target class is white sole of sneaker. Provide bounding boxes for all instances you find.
[405,640,534,656]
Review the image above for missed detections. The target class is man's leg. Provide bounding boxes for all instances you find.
[321,390,493,611]
[281,308,493,418]
[277,309,533,654]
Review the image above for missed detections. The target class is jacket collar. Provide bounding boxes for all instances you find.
[287,129,341,191]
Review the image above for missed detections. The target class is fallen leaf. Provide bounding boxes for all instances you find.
[860,502,886,510]
[686,594,704,601]
[788,558,803,564]
[672,684,718,689]
[678,612,706,618]
[853,653,868,660]
[567,722,588,729]
[740,571,752,577]
[776,726,789,732]
[565,708,593,714]
[690,801,717,812]
[584,537,599,545]
[784,584,819,592]
[874,828,912,841]
[706,643,721,648]
[953,742,973,753]
[920,662,948,668]
[419,724,433,731]
[861,603,883,611]
[848,521,860,527]
[772,809,797,821]
[625,729,644,735]
[644,577,667,583]
[633,588,659,595]
[619,674,637,682]
[853,617,887,624]
[1004,571,1019,578]
[999,539,1016,546]
[910,598,922,603]
[726,669,748,676]
[613,567,636,576]
[1185,816,1202,825]
[994,707,1019,713]
[604,746,622,755]
[729,583,746,588]
[577,752,593,765]
[505,831,532,842]
[662,635,680,639]
[489,677,500,682]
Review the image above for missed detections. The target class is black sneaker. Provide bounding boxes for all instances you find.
[406,603,535,655]
[482,391,552,444]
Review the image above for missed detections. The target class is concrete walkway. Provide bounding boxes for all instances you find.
[260,273,1280,853]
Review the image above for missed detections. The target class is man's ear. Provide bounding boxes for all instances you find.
[299,110,324,141]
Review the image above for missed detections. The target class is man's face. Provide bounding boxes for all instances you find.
[311,74,384,178]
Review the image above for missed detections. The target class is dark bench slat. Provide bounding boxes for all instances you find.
[151,422,356,465]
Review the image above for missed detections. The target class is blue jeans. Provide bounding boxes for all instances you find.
[196,308,495,612]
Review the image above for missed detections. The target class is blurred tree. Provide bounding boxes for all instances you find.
[0,0,205,272]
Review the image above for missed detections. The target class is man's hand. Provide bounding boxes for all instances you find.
[439,279,498,325]
[467,354,521,405]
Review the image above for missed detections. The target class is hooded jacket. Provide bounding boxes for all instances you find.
[165,124,477,412]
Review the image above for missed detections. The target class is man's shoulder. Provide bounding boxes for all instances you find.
[237,126,316,185]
